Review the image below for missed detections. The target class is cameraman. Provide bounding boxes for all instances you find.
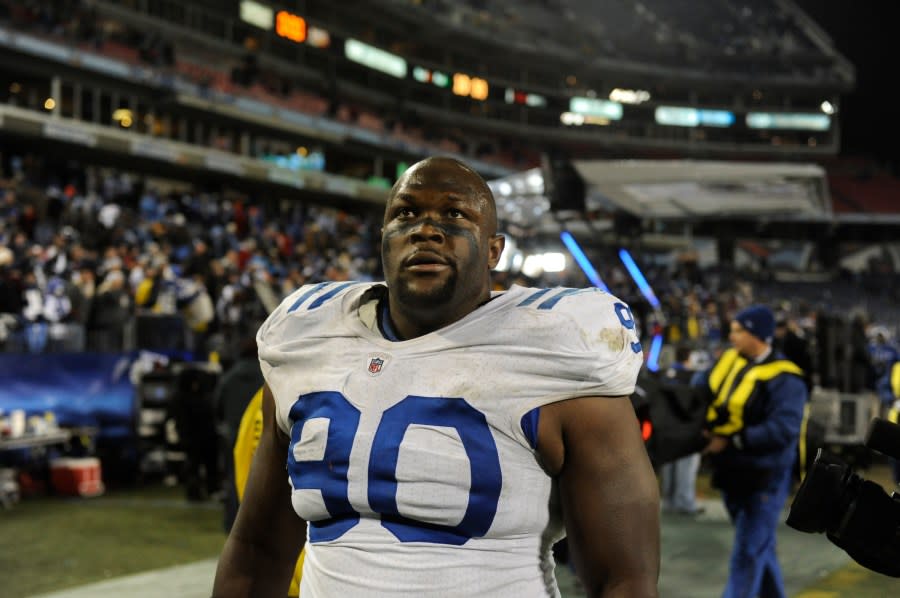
[698,305,807,598]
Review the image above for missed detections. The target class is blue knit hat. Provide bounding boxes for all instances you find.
[734,305,775,344]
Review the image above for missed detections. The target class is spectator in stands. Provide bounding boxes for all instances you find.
[0,246,22,347]
[70,263,96,328]
[88,269,132,352]
[699,305,807,598]
[134,259,176,314]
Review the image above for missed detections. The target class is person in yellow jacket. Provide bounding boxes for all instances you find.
[697,304,807,598]
[876,361,900,484]
[234,387,304,597]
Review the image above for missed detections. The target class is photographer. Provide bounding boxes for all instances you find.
[698,305,807,598]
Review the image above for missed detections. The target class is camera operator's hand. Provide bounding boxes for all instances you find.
[702,430,730,454]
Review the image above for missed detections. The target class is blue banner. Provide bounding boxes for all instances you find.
[0,353,137,438]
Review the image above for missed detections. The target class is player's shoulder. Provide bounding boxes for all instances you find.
[258,281,373,341]
[496,285,642,355]
[279,280,373,315]
[503,285,631,324]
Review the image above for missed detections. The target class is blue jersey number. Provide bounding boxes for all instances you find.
[614,302,643,353]
[287,391,361,542]
[288,393,502,545]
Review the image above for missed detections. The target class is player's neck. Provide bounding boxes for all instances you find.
[381,290,492,341]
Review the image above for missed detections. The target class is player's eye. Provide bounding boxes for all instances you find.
[447,208,465,219]
[395,207,415,219]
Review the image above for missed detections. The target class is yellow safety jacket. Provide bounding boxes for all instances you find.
[707,348,812,478]
[889,362,900,424]
[234,387,305,596]
[707,348,804,435]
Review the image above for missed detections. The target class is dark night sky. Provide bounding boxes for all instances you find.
[794,1,898,168]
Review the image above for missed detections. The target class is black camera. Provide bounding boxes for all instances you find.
[786,417,900,578]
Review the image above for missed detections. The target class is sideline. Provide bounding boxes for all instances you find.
[29,559,219,598]
[27,497,876,598]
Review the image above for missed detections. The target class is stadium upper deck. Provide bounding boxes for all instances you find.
[77,0,852,157]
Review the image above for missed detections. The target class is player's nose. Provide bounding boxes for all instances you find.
[409,217,446,243]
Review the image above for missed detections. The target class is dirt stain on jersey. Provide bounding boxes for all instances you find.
[597,328,626,352]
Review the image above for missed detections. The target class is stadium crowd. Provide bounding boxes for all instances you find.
[2,149,898,401]
[0,152,384,359]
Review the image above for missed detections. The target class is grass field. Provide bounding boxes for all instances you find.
[0,483,225,598]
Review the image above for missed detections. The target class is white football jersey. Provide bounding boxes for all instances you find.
[257,282,643,597]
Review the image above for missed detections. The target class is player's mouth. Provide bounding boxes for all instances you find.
[402,252,451,273]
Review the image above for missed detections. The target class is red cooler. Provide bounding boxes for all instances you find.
[50,458,104,497]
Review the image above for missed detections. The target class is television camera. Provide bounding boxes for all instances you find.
[786,417,900,578]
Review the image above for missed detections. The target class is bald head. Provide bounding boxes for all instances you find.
[387,157,498,234]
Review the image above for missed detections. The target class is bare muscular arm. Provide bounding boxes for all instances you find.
[539,396,660,598]
[212,384,306,597]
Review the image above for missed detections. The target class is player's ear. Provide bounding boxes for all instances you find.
[487,234,505,269]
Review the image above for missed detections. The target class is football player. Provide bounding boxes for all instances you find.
[213,157,660,597]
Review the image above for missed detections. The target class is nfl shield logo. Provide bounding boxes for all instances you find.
[368,357,385,375]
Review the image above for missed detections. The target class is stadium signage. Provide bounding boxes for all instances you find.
[345,39,407,79]
[569,97,623,120]
[452,73,489,101]
[655,106,735,128]
[746,112,830,131]
[275,10,307,43]
[240,0,274,30]
[43,122,97,146]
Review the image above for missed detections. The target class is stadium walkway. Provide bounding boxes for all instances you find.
[30,496,876,598]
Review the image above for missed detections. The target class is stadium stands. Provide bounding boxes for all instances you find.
[24,0,846,157]
[1,0,897,403]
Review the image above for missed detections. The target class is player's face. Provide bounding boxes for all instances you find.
[382,161,503,311]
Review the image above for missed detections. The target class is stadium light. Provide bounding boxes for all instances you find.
[618,248,660,309]
[646,333,664,372]
[307,26,331,48]
[560,231,608,291]
[520,255,542,278]
[541,253,566,273]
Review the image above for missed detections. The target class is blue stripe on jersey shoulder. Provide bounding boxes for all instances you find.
[516,288,554,307]
[287,281,357,313]
[517,287,595,310]
[287,282,331,313]
[308,281,357,310]
[537,287,587,310]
